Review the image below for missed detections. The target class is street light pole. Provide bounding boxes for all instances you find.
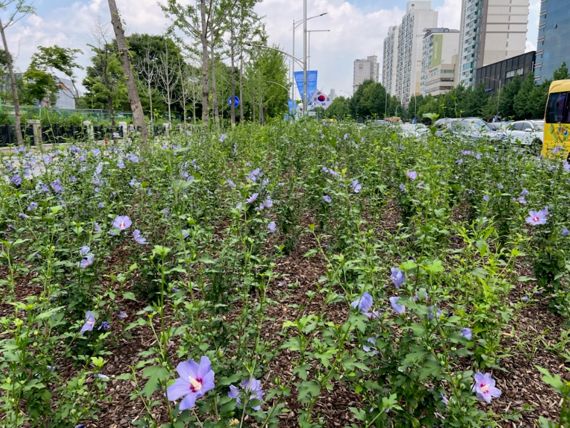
[303,0,308,115]
[291,12,327,103]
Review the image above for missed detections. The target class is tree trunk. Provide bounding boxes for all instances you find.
[210,43,219,127]
[200,0,209,125]
[239,49,244,122]
[230,28,236,127]
[0,20,23,146]
[108,0,148,144]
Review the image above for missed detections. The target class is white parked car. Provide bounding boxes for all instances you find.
[506,120,544,152]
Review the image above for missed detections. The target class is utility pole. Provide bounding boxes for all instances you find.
[302,0,308,115]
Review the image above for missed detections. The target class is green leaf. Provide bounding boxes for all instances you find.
[141,366,170,398]
[298,381,320,404]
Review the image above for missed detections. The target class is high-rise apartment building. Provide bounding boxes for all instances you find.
[395,1,438,105]
[382,26,400,96]
[458,0,529,87]
[535,0,570,83]
[421,28,460,96]
[353,55,380,93]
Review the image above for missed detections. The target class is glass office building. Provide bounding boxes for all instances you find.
[535,0,570,83]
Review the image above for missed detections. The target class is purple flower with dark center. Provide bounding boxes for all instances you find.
[461,327,472,340]
[351,179,362,193]
[80,246,91,257]
[268,221,277,234]
[322,195,332,204]
[112,215,132,231]
[389,296,405,314]
[80,311,96,334]
[390,267,405,288]
[50,179,63,194]
[166,356,215,411]
[520,189,529,197]
[80,253,95,269]
[263,197,273,209]
[483,195,490,202]
[27,202,38,211]
[127,153,139,163]
[228,378,264,410]
[472,372,501,403]
[98,321,111,331]
[91,148,101,157]
[526,208,548,226]
[351,292,373,314]
[133,229,147,245]
[10,174,22,187]
[246,193,259,204]
[406,170,417,181]
[247,168,262,182]
[562,227,569,237]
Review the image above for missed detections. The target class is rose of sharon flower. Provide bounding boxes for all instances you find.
[472,372,501,403]
[80,311,96,334]
[406,170,418,181]
[390,267,405,288]
[268,221,277,234]
[351,292,373,314]
[246,193,259,204]
[525,208,548,226]
[461,327,472,340]
[322,195,332,204]
[228,378,264,410]
[351,179,362,194]
[133,229,148,245]
[167,356,215,411]
[112,215,132,231]
[389,296,406,314]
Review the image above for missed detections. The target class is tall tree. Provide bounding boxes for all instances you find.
[107,0,148,143]
[0,0,34,145]
[30,45,82,101]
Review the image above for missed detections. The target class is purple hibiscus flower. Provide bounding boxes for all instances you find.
[228,378,264,411]
[166,356,215,411]
[351,179,362,193]
[50,179,63,194]
[322,194,332,204]
[390,267,405,288]
[351,292,373,314]
[10,174,22,187]
[80,311,96,334]
[461,327,472,340]
[133,229,148,245]
[80,253,95,269]
[406,170,418,181]
[525,208,548,226]
[246,193,259,204]
[389,296,406,314]
[268,221,277,234]
[472,372,501,403]
[112,215,132,231]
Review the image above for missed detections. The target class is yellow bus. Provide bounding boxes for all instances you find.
[543,79,570,159]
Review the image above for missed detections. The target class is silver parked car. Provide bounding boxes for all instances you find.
[505,120,544,151]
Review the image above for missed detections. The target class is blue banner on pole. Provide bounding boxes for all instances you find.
[294,70,318,102]
[288,99,297,115]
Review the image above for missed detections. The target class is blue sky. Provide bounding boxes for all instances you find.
[5,0,541,95]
